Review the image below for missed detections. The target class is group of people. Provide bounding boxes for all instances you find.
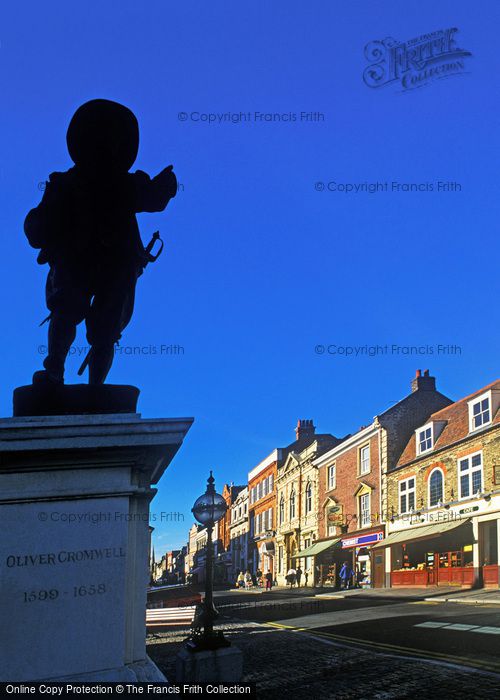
[285,566,308,587]
[235,569,275,590]
[235,561,362,590]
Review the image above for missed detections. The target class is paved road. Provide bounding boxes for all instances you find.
[213,589,500,673]
[148,616,500,698]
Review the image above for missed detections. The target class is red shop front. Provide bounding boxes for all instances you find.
[375,519,476,588]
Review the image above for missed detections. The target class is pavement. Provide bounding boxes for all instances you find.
[315,586,500,605]
[230,583,500,604]
[425,588,500,605]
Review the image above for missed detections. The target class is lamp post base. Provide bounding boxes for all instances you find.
[175,646,243,683]
[186,630,231,652]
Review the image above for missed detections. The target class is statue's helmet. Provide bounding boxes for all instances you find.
[66,99,139,172]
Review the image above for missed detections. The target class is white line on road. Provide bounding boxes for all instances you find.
[415,621,500,634]
[471,627,500,635]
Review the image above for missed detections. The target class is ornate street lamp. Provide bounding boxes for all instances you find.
[188,471,229,650]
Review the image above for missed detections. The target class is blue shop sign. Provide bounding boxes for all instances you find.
[341,531,384,549]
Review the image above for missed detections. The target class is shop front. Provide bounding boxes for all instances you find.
[257,540,275,578]
[293,538,340,587]
[340,530,385,588]
[375,518,476,587]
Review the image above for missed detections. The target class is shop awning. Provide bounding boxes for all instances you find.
[372,519,471,549]
[292,538,340,558]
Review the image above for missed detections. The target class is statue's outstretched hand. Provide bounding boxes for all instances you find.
[133,165,178,212]
[158,164,177,199]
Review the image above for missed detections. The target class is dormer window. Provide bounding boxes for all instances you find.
[469,392,491,432]
[417,424,433,454]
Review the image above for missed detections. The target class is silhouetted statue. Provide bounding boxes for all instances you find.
[24,99,177,385]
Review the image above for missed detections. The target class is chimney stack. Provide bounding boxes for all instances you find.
[295,419,316,441]
[411,369,436,393]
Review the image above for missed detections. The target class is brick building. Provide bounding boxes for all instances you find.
[377,379,500,589]
[248,450,280,577]
[314,370,452,588]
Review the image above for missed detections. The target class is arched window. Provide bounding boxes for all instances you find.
[305,482,312,513]
[279,495,285,523]
[429,468,444,506]
[289,489,296,520]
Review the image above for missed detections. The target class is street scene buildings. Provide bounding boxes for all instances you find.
[380,379,500,588]
[229,486,249,581]
[153,372,500,592]
[313,368,452,588]
[275,422,341,586]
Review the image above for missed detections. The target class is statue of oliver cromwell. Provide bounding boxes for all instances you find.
[25,99,177,385]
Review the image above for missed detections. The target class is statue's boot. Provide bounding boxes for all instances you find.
[88,343,115,385]
[33,315,77,385]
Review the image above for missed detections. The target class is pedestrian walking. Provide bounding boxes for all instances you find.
[265,571,273,590]
[296,566,302,587]
[244,570,252,589]
[286,567,297,588]
[339,561,354,590]
[304,571,309,587]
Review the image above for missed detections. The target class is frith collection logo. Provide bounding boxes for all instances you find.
[363,28,471,91]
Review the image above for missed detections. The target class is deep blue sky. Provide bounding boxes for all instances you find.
[1,3,498,554]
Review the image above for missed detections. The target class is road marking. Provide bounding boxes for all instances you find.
[411,601,441,605]
[471,627,500,635]
[265,623,500,673]
[415,621,500,634]
[286,629,500,680]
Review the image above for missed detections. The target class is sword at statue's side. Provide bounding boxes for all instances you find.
[77,230,164,377]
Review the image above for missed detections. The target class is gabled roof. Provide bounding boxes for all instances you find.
[397,379,500,467]
[279,433,344,474]
[280,433,342,461]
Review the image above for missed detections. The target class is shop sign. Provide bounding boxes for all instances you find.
[458,505,479,515]
[328,505,342,523]
[328,513,343,523]
[341,531,384,548]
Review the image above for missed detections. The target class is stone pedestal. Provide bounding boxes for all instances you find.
[0,410,193,682]
[175,647,243,683]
